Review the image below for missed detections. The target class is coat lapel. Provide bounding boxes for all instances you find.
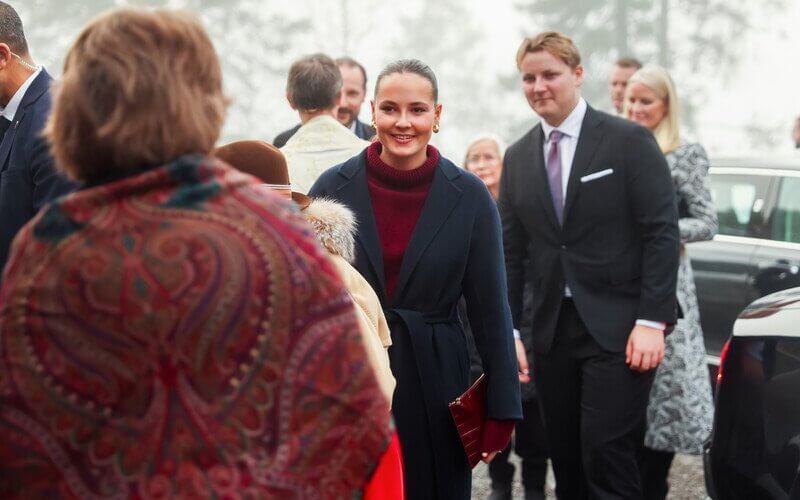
[0,69,51,174]
[334,158,387,300]
[524,125,560,230]
[0,119,19,174]
[392,160,462,303]
[563,107,605,224]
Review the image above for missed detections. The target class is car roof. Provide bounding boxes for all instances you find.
[713,157,800,171]
[733,287,800,338]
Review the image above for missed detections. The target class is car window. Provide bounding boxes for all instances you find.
[772,176,800,244]
[711,173,771,238]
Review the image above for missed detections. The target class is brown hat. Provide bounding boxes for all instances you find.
[213,140,311,209]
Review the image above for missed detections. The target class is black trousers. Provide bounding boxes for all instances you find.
[639,447,675,500]
[488,396,548,493]
[533,299,655,500]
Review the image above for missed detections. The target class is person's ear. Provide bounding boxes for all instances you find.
[0,44,11,69]
[574,64,585,86]
[286,92,297,111]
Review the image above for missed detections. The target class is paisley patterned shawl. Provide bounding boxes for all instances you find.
[0,154,390,499]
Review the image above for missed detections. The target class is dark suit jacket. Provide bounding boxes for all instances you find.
[0,69,75,274]
[272,118,374,147]
[351,118,376,141]
[310,151,521,497]
[499,105,679,354]
[272,123,301,148]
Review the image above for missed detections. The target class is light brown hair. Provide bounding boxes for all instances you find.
[614,57,642,70]
[286,53,342,111]
[45,8,228,183]
[516,31,581,70]
[335,56,367,91]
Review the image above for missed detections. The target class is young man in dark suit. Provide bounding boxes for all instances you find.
[499,32,679,499]
[0,1,75,274]
[272,56,375,147]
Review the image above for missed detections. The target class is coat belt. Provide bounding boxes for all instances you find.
[384,307,458,329]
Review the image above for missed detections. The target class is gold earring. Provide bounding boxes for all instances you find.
[433,123,440,133]
[371,120,377,129]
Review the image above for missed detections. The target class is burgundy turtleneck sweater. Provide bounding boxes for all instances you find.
[366,142,439,299]
[365,142,515,455]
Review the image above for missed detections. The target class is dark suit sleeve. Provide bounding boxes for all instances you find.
[272,132,288,148]
[497,151,528,330]
[462,184,522,420]
[29,133,75,213]
[624,125,679,323]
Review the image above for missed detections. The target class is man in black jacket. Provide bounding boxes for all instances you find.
[0,2,74,275]
[499,32,679,499]
[272,56,374,147]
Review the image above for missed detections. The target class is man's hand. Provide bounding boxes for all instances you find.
[515,337,531,383]
[625,324,664,372]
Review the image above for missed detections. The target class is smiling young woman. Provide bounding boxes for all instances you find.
[310,59,523,499]
[370,64,441,171]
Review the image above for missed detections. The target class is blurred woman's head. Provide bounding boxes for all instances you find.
[371,59,442,170]
[45,8,228,184]
[624,65,680,153]
[464,135,505,199]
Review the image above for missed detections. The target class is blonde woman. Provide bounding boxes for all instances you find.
[625,65,717,499]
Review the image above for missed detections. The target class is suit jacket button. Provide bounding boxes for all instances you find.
[560,245,567,250]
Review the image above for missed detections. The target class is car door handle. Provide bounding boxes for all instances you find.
[760,260,800,280]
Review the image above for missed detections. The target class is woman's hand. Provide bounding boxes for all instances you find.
[515,337,530,383]
[481,451,499,463]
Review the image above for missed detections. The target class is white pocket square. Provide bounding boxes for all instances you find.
[580,168,614,183]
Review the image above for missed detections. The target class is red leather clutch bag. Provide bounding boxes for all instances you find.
[448,374,487,468]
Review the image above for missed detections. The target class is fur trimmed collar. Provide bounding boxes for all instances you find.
[303,198,357,263]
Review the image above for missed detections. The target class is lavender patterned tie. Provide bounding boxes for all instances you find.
[546,130,565,224]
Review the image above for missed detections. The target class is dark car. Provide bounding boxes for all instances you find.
[687,157,800,369]
[704,287,800,499]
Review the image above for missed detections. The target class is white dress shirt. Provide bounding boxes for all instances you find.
[539,97,665,332]
[541,97,587,200]
[0,67,42,122]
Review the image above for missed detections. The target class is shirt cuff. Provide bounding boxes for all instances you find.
[512,328,521,340]
[635,319,666,331]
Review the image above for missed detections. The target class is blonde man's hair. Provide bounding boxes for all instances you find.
[516,31,581,70]
[45,8,229,183]
[623,65,681,154]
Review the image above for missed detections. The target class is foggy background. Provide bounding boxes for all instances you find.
[17,0,799,162]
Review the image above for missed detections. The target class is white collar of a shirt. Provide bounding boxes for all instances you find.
[1,67,42,122]
[349,119,358,133]
[541,97,587,141]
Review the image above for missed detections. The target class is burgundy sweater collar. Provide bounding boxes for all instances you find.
[365,142,440,188]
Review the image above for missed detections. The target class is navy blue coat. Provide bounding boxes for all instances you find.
[0,69,75,275]
[310,151,522,499]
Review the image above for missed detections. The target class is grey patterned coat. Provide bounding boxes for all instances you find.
[644,142,717,454]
